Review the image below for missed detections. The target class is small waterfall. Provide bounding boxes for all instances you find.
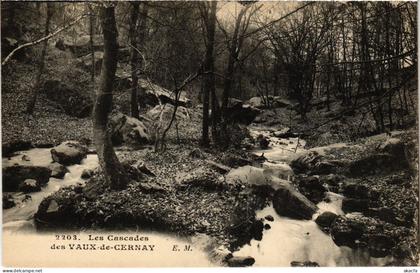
[2,148,215,267]
[3,149,99,225]
[233,128,394,266]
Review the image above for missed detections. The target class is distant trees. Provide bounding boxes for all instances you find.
[268,3,332,120]
[88,3,96,85]
[2,1,417,149]
[262,2,417,130]
[25,2,53,114]
[217,3,260,145]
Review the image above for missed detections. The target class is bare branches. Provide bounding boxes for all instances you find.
[155,71,202,151]
[2,13,89,66]
[243,2,315,39]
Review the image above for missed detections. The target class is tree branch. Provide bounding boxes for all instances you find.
[2,13,89,66]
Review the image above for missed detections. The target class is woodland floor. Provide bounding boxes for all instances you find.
[2,47,419,265]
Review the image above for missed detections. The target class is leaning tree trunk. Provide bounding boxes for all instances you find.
[93,6,128,190]
[25,2,52,114]
[129,2,140,119]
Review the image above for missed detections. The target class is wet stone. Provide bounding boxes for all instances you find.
[264,215,274,222]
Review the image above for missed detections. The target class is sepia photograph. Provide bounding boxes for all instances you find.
[1,0,418,268]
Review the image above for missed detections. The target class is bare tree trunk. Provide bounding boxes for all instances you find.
[25,3,52,114]
[129,2,140,119]
[88,4,95,84]
[221,6,248,121]
[211,85,220,144]
[218,7,249,146]
[93,6,128,190]
[201,2,217,147]
[137,3,149,109]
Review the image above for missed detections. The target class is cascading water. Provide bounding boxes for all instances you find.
[2,134,394,266]
[2,148,214,267]
[3,149,98,228]
[234,128,394,266]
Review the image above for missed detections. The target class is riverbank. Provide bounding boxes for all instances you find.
[27,124,419,266]
[2,77,418,266]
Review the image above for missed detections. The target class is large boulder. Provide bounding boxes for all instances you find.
[291,151,336,175]
[51,141,88,166]
[55,35,104,57]
[319,174,343,193]
[3,165,51,192]
[34,191,79,229]
[175,166,223,191]
[145,103,189,122]
[330,216,366,248]
[272,185,318,220]
[227,98,243,108]
[272,97,298,109]
[226,256,255,267]
[262,162,294,181]
[246,96,297,110]
[139,79,191,107]
[253,109,276,124]
[315,211,338,231]
[2,140,32,157]
[295,175,327,203]
[225,165,290,190]
[109,112,151,146]
[246,97,265,109]
[48,162,69,179]
[224,103,261,125]
[342,183,369,199]
[43,80,93,118]
[331,216,399,258]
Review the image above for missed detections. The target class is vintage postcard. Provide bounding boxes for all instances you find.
[1,0,418,268]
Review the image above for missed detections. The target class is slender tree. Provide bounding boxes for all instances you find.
[137,3,149,108]
[93,5,128,190]
[25,2,53,114]
[129,2,140,119]
[88,4,95,85]
[200,1,217,146]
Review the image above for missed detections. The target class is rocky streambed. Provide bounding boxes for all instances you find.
[2,125,418,266]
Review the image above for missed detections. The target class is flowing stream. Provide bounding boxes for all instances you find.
[231,128,393,266]
[2,148,214,267]
[3,149,98,227]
